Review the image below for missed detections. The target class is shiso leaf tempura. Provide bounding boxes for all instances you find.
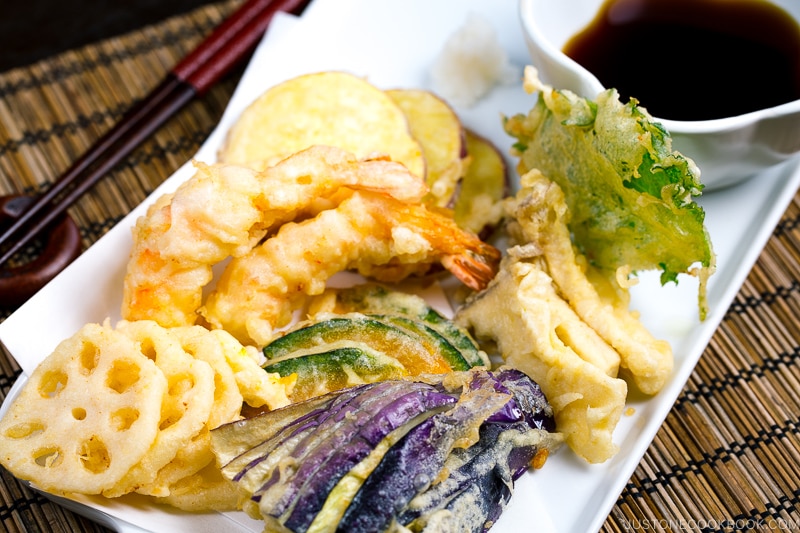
[504,67,715,318]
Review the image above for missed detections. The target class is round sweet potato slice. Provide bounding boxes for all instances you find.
[386,88,466,207]
[454,130,509,237]
[219,71,425,179]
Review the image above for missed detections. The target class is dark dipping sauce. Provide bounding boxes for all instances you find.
[562,0,800,121]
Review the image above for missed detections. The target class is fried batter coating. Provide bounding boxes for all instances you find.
[455,256,627,463]
[0,323,168,494]
[201,191,501,346]
[506,170,673,394]
[455,170,677,462]
[122,146,428,328]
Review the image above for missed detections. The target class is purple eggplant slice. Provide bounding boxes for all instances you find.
[215,385,370,494]
[259,382,457,527]
[335,372,517,532]
[397,420,552,532]
[210,367,562,532]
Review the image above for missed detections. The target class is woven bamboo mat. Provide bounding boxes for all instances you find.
[1,1,799,532]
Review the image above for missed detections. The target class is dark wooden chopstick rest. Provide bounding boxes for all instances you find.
[0,195,82,308]
[0,0,310,306]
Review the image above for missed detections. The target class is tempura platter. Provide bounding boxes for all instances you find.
[2,0,800,531]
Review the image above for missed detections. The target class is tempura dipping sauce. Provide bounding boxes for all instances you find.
[562,0,800,121]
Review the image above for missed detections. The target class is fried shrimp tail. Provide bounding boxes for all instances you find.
[201,191,501,346]
[441,252,497,292]
[121,146,428,328]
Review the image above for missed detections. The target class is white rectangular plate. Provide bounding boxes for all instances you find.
[2,0,800,531]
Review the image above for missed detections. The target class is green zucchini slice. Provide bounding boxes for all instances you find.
[264,316,457,375]
[331,284,490,367]
[369,314,471,371]
[263,346,408,402]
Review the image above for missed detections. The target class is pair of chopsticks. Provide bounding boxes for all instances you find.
[0,0,310,267]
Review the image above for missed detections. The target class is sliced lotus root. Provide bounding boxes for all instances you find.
[104,320,216,497]
[0,323,167,494]
[154,457,240,512]
[170,325,244,429]
[138,426,214,497]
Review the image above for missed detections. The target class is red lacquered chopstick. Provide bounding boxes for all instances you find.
[0,0,310,267]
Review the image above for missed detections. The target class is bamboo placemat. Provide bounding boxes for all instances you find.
[0,2,242,531]
[1,1,799,532]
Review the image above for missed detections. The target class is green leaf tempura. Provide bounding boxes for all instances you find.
[504,67,715,318]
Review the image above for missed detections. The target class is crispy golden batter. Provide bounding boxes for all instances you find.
[202,191,500,346]
[0,323,167,494]
[456,256,627,464]
[0,319,292,508]
[506,170,673,395]
[122,146,428,328]
[456,170,676,463]
[103,320,216,498]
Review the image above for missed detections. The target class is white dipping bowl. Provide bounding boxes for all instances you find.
[519,0,800,190]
